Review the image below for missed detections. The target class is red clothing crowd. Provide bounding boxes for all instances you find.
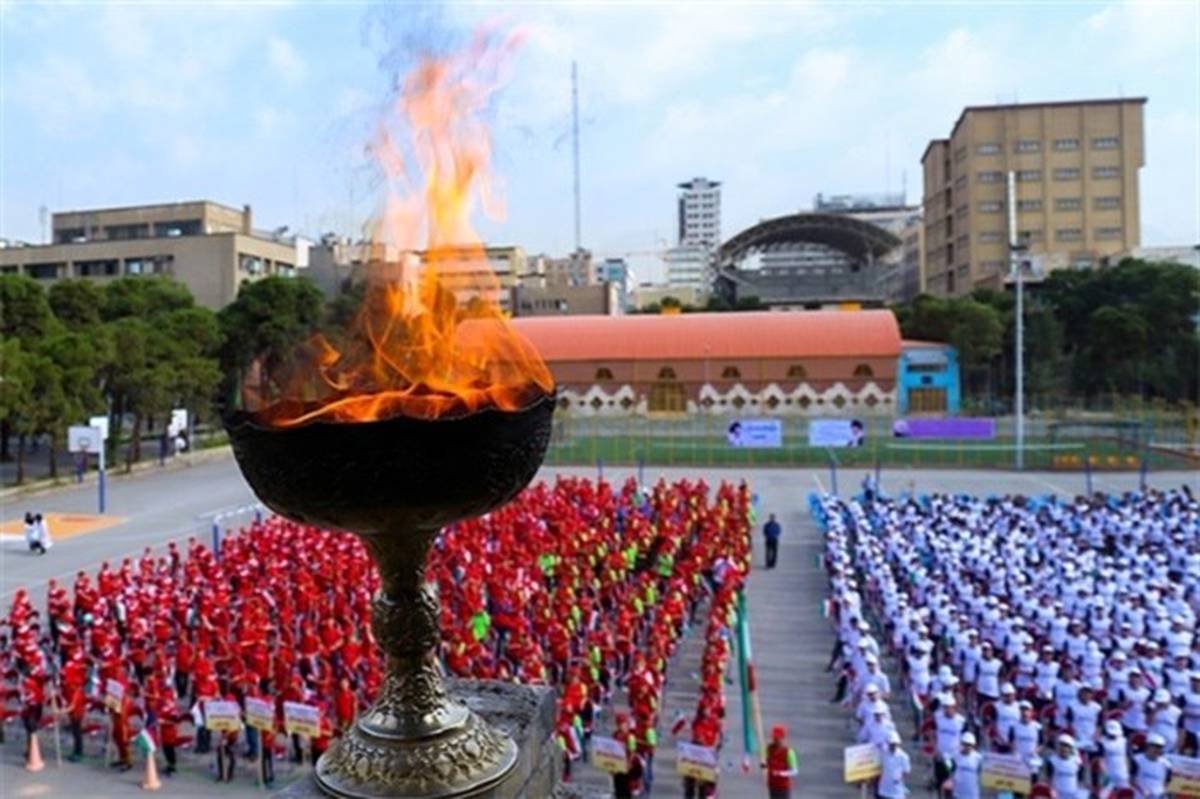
[1,476,751,791]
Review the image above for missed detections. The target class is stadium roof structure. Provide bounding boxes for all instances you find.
[512,310,902,362]
[717,212,902,266]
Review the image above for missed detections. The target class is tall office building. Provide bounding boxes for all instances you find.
[677,177,722,248]
[921,98,1145,295]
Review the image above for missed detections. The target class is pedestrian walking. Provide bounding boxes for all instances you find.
[23,512,45,555]
[763,514,782,569]
[877,730,911,798]
[763,724,798,799]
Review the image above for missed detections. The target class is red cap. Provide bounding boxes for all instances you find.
[772,724,786,741]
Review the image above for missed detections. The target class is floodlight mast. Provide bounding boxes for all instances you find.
[1007,170,1025,471]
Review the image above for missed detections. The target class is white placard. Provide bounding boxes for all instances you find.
[725,419,783,448]
[809,419,867,448]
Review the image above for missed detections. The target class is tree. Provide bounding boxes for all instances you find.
[0,339,34,482]
[217,277,325,409]
[48,279,104,330]
[101,276,192,322]
[0,275,56,463]
[35,331,109,478]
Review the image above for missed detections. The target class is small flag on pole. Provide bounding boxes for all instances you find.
[135,728,157,756]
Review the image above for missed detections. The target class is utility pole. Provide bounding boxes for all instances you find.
[571,61,582,252]
[1007,170,1025,471]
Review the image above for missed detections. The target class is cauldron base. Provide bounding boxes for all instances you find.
[314,710,518,799]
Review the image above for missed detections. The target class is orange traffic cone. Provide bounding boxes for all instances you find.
[25,732,45,772]
[141,753,162,791]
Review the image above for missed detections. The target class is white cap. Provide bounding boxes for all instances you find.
[961,731,976,746]
[1154,689,1171,704]
[1104,720,1123,737]
[865,684,879,695]
[888,730,902,745]
[1147,733,1166,747]
[941,693,957,706]
[872,701,888,715]
[1058,734,1075,748]
[1001,683,1016,695]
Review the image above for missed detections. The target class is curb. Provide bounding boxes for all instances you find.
[0,445,234,503]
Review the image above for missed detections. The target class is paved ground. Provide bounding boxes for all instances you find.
[1,453,1195,797]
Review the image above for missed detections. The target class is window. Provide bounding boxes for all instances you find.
[976,142,1001,155]
[657,366,677,380]
[978,201,1003,213]
[1053,138,1080,151]
[1092,136,1119,149]
[720,366,741,380]
[1054,168,1080,181]
[979,231,1004,243]
[1093,166,1120,179]
[1096,227,1123,240]
[1094,196,1121,210]
[1017,199,1043,212]
[75,259,119,277]
[1015,139,1041,153]
[594,367,614,381]
[1056,228,1083,242]
[0,265,16,274]
[55,227,86,244]
[981,259,1006,272]
[1016,170,1042,182]
[104,223,149,241]
[1055,197,1082,211]
[853,364,874,378]
[153,219,202,237]
[786,364,807,379]
[239,254,264,274]
[27,262,62,279]
[1020,229,1044,243]
[977,171,1003,183]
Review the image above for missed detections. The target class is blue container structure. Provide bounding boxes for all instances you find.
[897,341,961,415]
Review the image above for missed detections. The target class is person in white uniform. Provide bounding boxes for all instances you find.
[948,732,982,799]
[1131,733,1172,799]
[876,730,911,799]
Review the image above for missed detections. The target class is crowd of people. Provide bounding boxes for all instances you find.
[1,476,751,796]
[820,486,1200,798]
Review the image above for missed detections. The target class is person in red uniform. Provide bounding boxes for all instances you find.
[610,712,643,799]
[764,724,799,799]
[19,666,45,761]
[110,678,133,771]
[66,671,88,761]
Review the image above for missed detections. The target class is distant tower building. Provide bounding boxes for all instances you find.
[667,177,721,291]
[677,177,722,248]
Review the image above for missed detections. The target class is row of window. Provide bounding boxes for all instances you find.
[11,255,176,280]
[977,166,1120,183]
[978,196,1121,213]
[979,227,1124,244]
[976,137,1119,155]
[592,364,876,381]
[53,219,204,244]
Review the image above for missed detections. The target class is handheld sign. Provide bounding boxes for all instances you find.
[843,743,882,783]
[104,679,125,712]
[1168,754,1200,796]
[676,741,718,783]
[591,735,627,774]
[980,751,1032,795]
[283,701,321,738]
[245,696,275,731]
[204,700,242,732]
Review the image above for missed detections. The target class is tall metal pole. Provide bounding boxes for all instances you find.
[571,61,582,253]
[1007,170,1024,471]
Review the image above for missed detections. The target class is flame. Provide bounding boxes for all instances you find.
[247,31,553,427]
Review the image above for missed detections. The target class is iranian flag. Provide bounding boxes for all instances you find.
[134,728,157,756]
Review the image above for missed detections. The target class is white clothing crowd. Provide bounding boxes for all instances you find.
[820,487,1200,798]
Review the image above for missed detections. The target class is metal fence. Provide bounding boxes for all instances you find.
[542,410,1197,471]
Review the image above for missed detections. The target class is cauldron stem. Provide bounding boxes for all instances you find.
[313,527,517,797]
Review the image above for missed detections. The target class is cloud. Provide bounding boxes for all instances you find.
[268,35,308,84]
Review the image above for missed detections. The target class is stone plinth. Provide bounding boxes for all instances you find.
[276,679,557,799]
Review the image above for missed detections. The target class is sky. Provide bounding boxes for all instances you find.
[1,0,1197,284]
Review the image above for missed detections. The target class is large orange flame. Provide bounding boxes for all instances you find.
[248,32,553,427]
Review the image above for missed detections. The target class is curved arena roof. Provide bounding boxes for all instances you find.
[512,310,902,362]
[718,212,902,265]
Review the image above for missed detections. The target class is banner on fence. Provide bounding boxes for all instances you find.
[1168,755,1200,795]
[980,751,1031,794]
[843,743,882,783]
[104,678,124,712]
[283,701,321,737]
[809,419,866,448]
[591,736,627,773]
[204,700,242,732]
[245,696,275,731]
[676,742,718,782]
[725,419,783,448]
[892,418,996,440]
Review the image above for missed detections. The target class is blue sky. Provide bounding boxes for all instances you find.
[2,1,1196,283]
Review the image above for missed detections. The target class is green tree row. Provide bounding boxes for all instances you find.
[1,274,323,484]
[893,258,1200,409]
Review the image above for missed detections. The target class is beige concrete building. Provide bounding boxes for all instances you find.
[921,98,1145,295]
[0,201,303,308]
[510,283,618,317]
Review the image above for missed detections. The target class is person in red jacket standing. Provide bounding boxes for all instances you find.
[66,675,88,761]
[764,724,799,799]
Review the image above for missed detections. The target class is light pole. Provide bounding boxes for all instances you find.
[1007,171,1026,471]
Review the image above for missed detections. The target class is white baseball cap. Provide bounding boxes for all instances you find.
[961,732,976,746]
